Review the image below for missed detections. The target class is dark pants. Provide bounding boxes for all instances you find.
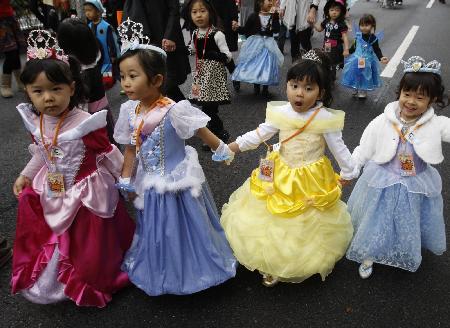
[278,24,312,61]
[3,49,21,74]
[202,104,228,141]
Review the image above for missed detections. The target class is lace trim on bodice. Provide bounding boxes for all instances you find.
[279,131,325,168]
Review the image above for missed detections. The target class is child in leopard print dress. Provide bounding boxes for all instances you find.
[187,0,232,144]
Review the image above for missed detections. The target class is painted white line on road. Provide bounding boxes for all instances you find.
[426,0,435,8]
[381,25,420,78]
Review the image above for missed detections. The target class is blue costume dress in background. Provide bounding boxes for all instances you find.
[341,32,382,91]
[232,14,284,86]
[346,141,446,272]
[114,100,237,295]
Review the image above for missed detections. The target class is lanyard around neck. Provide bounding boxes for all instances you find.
[392,122,422,144]
[194,27,211,76]
[134,96,172,153]
[257,107,321,151]
[39,110,69,160]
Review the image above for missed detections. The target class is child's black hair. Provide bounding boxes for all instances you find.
[254,0,267,13]
[20,56,86,111]
[359,14,376,32]
[57,17,100,66]
[183,0,222,30]
[287,49,333,107]
[397,72,446,108]
[118,49,167,89]
[324,0,347,21]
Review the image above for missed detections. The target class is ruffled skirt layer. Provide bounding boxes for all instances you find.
[232,35,284,86]
[122,183,237,296]
[341,53,382,91]
[11,187,135,307]
[346,162,446,271]
[221,155,353,282]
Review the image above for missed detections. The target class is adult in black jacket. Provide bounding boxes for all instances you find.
[209,0,239,52]
[123,0,191,102]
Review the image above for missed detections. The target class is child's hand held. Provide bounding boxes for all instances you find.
[212,140,235,165]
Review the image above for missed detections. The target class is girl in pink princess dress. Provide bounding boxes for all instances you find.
[11,30,135,307]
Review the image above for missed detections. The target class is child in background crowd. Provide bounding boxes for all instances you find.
[232,0,284,97]
[341,14,389,99]
[83,0,120,90]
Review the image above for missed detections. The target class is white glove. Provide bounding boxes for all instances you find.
[211,140,235,165]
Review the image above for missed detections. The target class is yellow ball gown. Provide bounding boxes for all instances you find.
[221,103,353,283]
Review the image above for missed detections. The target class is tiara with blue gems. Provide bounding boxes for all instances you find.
[402,56,441,75]
[118,18,167,58]
[302,50,322,64]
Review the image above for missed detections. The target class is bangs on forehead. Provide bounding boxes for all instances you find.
[401,73,432,96]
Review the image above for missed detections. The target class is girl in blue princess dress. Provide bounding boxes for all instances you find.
[341,14,389,99]
[347,56,448,279]
[232,0,284,97]
[114,19,236,296]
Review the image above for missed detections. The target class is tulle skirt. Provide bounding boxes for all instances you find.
[122,183,237,296]
[221,155,353,282]
[341,53,382,91]
[346,162,446,272]
[231,35,284,86]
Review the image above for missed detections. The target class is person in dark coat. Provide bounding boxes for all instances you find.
[210,0,239,52]
[123,0,191,102]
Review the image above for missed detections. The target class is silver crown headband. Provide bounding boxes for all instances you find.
[302,50,322,64]
[402,56,441,75]
[118,18,167,58]
[26,29,69,64]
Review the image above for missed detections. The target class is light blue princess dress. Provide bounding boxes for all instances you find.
[113,99,237,295]
[346,141,446,272]
[232,13,284,86]
[341,31,383,91]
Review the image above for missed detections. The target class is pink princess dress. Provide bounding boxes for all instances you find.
[11,104,135,307]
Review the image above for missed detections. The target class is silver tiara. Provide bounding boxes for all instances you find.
[302,50,322,64]
[402,56,441,75]
[26,29,69,64]
[118,18,167,58]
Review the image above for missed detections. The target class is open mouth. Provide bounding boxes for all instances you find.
[295,101,303,107]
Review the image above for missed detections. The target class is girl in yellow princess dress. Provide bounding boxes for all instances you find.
[217,49,359,286]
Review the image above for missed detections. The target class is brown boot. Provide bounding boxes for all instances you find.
[13,69,24,92]
[0,74,13,98]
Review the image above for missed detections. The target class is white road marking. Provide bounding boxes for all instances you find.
[426,0,435,8]
[381,25,420,78]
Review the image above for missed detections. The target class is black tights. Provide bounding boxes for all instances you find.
[3,49,21,74]
[202,104,225,136]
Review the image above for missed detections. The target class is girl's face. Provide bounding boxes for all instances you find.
[191,1,210,29]
[398,88,432,120]
[83,4,100,22]
[25,72,74,117]
[328,6,342,20]
[286,78,321,113]
[261,0,274,12]
[120,55,162,104]
[360,23,373,34]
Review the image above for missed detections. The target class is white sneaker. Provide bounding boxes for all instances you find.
[358,262,373,279]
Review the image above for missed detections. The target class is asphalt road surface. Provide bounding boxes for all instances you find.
[1,1,450,327]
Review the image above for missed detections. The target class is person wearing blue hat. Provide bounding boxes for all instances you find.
[84,0,120,90]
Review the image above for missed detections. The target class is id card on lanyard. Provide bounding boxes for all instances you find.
[40,110,68,198]
[393,123,420,177]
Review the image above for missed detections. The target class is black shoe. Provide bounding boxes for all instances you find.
[253,84,261,95]
[233,81,241,92]
[261,86,271,99]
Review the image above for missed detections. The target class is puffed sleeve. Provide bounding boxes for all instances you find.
[113,101,135,145]
[169,100,211,139]
[439,115,450,143]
